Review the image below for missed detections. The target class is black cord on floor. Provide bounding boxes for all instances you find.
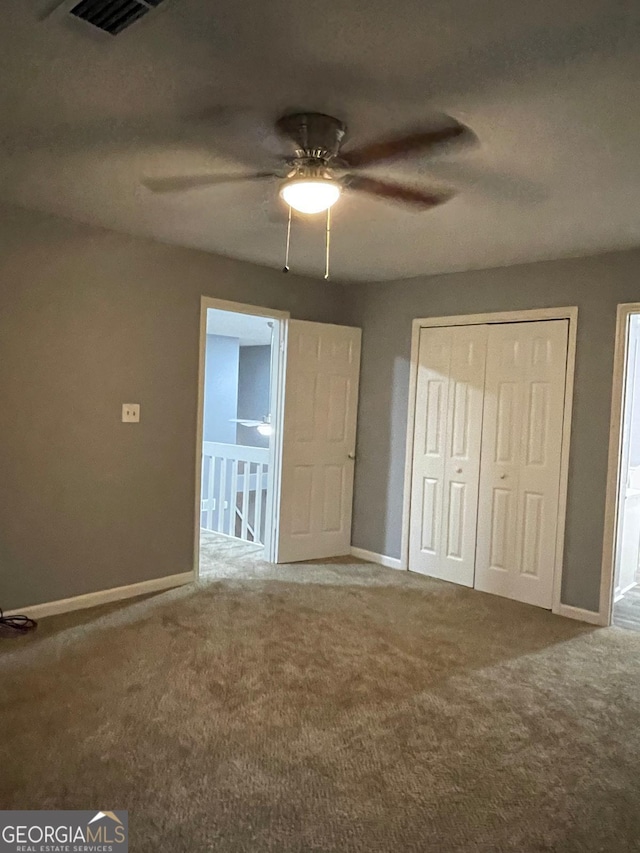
[0,607,37,636]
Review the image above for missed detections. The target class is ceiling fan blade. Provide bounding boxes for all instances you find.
[142,171,278,194]
[345,175,454,210]
[341,120,474,168]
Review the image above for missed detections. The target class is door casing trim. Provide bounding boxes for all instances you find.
[599,303,640,627]
[401,306,579,618]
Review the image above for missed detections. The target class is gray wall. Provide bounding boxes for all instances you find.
[5,200,640,615]
[237,345,272,448]
[203,335,239,444]
[0,205,347,610]
[347,249,640,612]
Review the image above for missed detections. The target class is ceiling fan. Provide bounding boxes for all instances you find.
[142,111,476,215]
[229,415,273,436]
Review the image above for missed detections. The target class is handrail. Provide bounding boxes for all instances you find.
[202,441,269,465]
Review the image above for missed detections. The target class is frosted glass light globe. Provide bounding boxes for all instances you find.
[280,179,341,215]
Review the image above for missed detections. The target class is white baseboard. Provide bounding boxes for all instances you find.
[350,546,404,571]
[5,572,193,621]
[556,603,607,626]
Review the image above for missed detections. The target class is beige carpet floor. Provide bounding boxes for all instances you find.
[200,529,264,570]
[3,547,640,852]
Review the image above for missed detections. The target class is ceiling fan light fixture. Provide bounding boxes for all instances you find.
[279,178,341,215]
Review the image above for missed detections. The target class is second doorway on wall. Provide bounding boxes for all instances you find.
[407,315,573,610]
[612,313,640,630]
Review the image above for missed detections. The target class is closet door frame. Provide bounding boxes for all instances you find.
[401,307,578,619]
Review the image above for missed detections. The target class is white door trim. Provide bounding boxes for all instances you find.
[600,303,640,626]
[401,306,578,617]
[194,297,289,577]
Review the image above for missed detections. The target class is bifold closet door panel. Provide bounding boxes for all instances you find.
[409,324,488,585]
[474,319,569,608]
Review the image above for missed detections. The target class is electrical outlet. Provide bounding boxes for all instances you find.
[122,403,140,423]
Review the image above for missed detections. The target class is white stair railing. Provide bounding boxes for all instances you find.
[201,441,269,545]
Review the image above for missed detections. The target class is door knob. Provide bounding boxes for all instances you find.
[455,468,462,474]
[348,453,356,460]
[500,473,507,479]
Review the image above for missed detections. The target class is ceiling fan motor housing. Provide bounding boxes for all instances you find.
[276,112,347,162]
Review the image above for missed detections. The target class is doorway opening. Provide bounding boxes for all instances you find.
[611,313,640,630]
[196,302,285,577]
[194,298,362,578]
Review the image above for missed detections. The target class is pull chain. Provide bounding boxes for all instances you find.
[282,204,333,279]
[324,206,332,281]
[283,204,292,273]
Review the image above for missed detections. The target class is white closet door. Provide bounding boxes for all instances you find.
[277,320,361,563]
[409,324,488,585]
[474,320,568,608]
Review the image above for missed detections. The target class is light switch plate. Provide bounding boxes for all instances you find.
[122,403,140,423]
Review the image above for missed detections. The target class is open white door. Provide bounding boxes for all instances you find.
[276,320,361,563]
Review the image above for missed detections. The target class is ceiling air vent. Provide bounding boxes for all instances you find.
[69,0,165,35]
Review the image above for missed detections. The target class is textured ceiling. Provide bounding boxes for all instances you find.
[1,0,639,281]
